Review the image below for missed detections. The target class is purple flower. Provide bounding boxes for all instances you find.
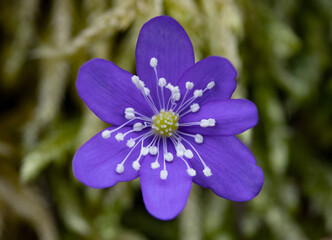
[73,16,264,220]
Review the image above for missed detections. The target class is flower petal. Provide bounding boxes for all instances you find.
[176,56,237,103]
[76,58,152,125]
[140,140,192,220]
[180,99,258,136]
[187,136,263,201]
[73,126,145,188]
[136,16,195,107]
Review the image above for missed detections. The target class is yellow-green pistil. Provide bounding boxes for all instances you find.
[152,110,179,137]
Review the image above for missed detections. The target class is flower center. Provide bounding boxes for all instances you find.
[152,109,179,137]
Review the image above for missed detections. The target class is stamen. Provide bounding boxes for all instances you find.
[190,103,200,112]
[203,167,212,177]
[150,57,158,67]
[200,118,216,127]
[151,137,161,169]
[132,161,140,170]
[158,78,166,87]
[187,168,196,177]
[170,137,185,158]
[151,161,160,169]
[101,117,137,139]
[180,156,196,177]
[194,89,203,98]
[179,119,216,128]
[158,78,166,109]
[141,147,150,156]
[179,103,200,117]
[195,134,204,144]
[125,107,134,114]
[102,130,111,139]
[160,169,168,180]
[176,82,216,115]
[149,146,158,155]
[143,87,150,95]
[177,131,204,144]
[116,164,124,173]
[131,75,159,114]
[175,133,213,177]
[133,122,144,131]
[125,112,135,119]
[206,81,215,90]
[131,75,139,85]
[164,152,174,162]
[184,149,193,159]
[186,81,194,90]
[126,138,135,148]
[116,132,152,174]
[160,137,169,180]
[115,132,124,141]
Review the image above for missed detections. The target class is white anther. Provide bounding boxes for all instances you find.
[207,81,215,89]
[133,122,144,131]
[184,149,194,159]
[151,161,160,169]
[141,147,149,156]
[203,167,212,177]
[116,164,124,173]
[149,146,158,155]
[125,107,135,114]
[200,119,210,127]
[195,134,204,144]
[158,78,166,87]
[143,87,150,95]
[166,83,174,91]
[150,57,158,67]
[125,112,135,120]
[137,80,145,89]
[173,86,180,93]
[208,118,216,127]
[165,152,174,162]
[172,92,181,101]
[126,138,135,148]
[131,75,139,85]
[186,81,194,90]
[160,170,168,180]
[115,133,124,142]
[194,89,203,97]
[102,130,111,139]
[132,161,140,171]
[187,168,196,177]
[190,103,200,112]
[176,150,184,157]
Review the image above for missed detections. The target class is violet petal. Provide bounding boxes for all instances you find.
[180,99,258,136]
[73,126,144,188]
[188,136,263,201]
[76,59,152,125]
[140,141,192,220]
[176,56,237,104]
[136,16,195,107]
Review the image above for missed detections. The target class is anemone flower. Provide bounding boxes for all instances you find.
[73,15,264,220]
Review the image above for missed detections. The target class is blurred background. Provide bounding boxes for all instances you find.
[1,0,332,239]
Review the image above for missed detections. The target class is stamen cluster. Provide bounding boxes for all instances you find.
[101,57,216,180]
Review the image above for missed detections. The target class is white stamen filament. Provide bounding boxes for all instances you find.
[175,133,212,177]
[177,131,204,144]
[151,137,161,169]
